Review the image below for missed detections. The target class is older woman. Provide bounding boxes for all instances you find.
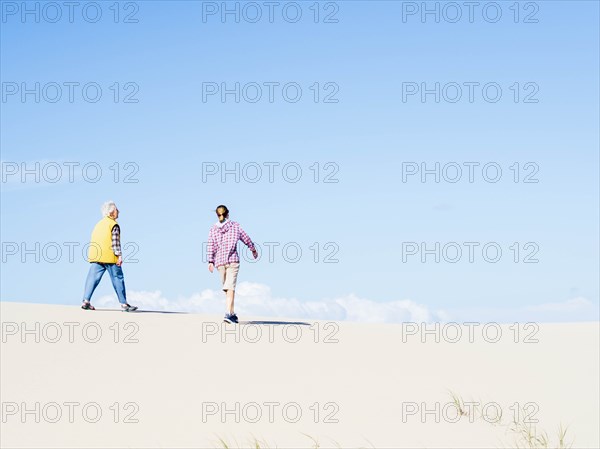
[81,201,137,312]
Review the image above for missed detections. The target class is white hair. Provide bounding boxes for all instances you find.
[101,201,117,217]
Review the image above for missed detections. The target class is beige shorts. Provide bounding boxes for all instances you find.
[217,262,240,291]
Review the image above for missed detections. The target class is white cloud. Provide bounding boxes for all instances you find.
[444,297,599,324]
[523,296,594,312]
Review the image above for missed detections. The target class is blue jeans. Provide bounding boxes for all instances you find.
[83,263,127,304]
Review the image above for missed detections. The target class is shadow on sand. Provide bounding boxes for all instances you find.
[240,320,311,326]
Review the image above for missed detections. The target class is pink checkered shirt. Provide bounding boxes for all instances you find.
[207,220,256,267]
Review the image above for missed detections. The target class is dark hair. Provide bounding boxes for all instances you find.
[215,205,229,216]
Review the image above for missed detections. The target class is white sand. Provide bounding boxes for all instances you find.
[1,301,598,448]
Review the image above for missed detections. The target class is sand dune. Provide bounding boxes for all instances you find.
[1,301,598,448]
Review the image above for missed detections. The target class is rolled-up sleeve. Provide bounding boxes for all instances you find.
[111,225,122,257]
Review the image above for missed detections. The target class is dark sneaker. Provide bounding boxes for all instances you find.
[81,302,95,310]
[223,314,234,324]
[230,313,239,324]
[121,304,138,312]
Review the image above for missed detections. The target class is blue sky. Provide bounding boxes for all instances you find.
[1,1,598,322]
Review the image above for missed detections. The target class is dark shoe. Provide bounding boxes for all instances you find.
[230,313,239,324]
[121,304,138,312]
[81,302,95,310]
[223,313,234,324]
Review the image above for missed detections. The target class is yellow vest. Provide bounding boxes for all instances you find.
[88,216,119,263]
